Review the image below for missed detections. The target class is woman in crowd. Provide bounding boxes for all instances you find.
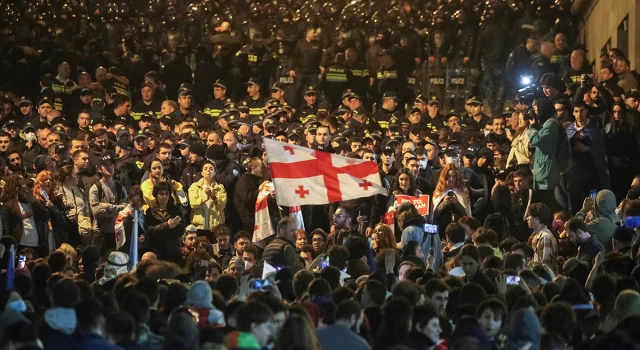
[388,168,421,206]
[141,159,186,211]
[433,164,472,234]
[1,175,51,256]
[295,230,308,250]
[189,161,227,235]
[55,165,91,247]
[34,170,63,248]
[372,224,396,254]
[274,313,321,350]
[115,185,147,255]
[145,181,186,263]
[506,112,532,168]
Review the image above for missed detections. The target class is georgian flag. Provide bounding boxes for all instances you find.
[253,181,275,248]
[263,138,386,206]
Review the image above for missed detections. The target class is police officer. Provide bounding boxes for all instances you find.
[344,48,369,99]
[463,96,490,130]
[131,83,162,121]
[17,97,37,127]
[51,61,76,114]
[296,86,319,124]
[270,83,291,107]
[233,32,272,101]
[421,96,444,130]
[241,77,266,119]
[323,53,352,109]
[376,50,403,103]
[69,88,93,121]
[176,88,203,124]
[203,80,232,120]
[372,92,400,130]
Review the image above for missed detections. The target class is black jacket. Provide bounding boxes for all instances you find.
[1,192,51,250]
[233,173,262,232]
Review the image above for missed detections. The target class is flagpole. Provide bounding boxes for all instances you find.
[6,244,14,290]
[129,210,139,271]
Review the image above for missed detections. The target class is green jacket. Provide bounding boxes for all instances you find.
[575,190,621,252]
[528,118,563,190]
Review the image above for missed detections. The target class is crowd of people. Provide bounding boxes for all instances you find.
[1,0,640,349]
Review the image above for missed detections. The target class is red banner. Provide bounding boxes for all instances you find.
[394,195,430,216]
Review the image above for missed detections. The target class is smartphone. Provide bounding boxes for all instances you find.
[173,216,182,223]
[424,223,438,234]
[448,191,454,197]
[18,255,26,269]
[40,189,49,201]
[320,257,330,270]
[506,275,521,285]
[250,279,273,290]
[590,189,597,199]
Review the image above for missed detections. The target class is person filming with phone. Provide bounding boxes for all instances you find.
[145,181,186,263]
[432,164,472,235]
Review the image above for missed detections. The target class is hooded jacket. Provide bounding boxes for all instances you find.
[528,98,564,190]
[575,189,621,251]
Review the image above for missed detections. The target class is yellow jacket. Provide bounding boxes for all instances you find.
[188,178,227,230]
[141,179,185,212]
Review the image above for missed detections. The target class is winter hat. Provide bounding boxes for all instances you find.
[186,280,213,309]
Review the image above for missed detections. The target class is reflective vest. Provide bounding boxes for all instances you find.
[325,67,348,82]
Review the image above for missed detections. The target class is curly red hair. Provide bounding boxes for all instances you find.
[34,170,57,202]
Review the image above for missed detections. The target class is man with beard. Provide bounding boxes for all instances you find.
[73,149,99,197]
[5,150,26,177]
[141,143,180,182]
[180,142,206,190]
[88,129,110,170]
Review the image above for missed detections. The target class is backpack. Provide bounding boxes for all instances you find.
[548,118,571,173]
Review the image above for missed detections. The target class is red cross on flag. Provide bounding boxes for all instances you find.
[264,138,386,206]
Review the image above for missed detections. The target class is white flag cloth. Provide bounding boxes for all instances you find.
[253,181,275,248]
[114,205,131,249]
[289,206,305,231]
[263,138,386,206]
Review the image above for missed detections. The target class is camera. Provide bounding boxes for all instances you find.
[516,84,543,104]
[582,75,594,90]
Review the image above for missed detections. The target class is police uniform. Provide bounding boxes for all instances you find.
[203,80,232,119]
[372,92,400,130]
[51,77,75,113]
[130,99,162,121]
[295,86,318,124]
[241,78,266,118]
[323,63,352,108]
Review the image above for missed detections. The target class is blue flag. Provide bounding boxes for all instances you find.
[129,210,139,271]
[6,244,15,290]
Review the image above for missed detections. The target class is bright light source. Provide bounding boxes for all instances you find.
[521,76,532,85]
